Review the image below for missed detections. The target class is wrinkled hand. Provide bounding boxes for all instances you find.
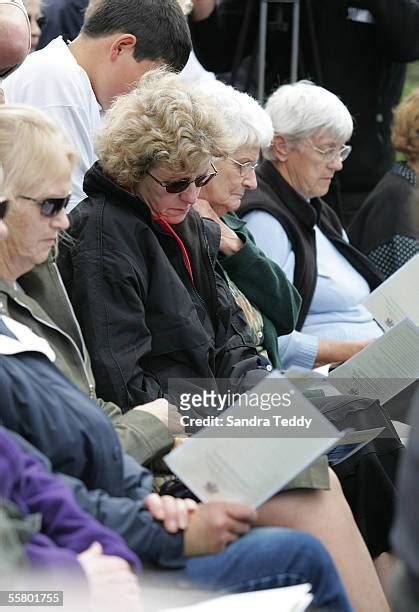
[144,493,198,533]
[315,338,373,368]
[78,542,142,612]
[193,199,244,256]
[183,501,257,556]
[193,198,219,222]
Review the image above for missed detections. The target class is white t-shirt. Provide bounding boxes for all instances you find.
[3,37,102,211]
[180,50,215,83]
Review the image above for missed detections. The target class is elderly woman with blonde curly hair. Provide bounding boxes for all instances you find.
[59,68,268,416]
[349,88,419,278]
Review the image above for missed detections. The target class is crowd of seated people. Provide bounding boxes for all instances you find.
[0,0,418,610]
[0,100,363,610]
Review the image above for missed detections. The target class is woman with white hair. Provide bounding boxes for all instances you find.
[240,81,384,366]
[193,79,300,368]
[191,79,399,610]
[194,79,378,370]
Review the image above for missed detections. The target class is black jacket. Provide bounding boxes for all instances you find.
[190,0,419,195]
[349,162,419,277]
[59,163,266,417]
[239,161,383,329]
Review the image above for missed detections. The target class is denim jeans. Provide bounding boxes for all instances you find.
[185,527,352,611]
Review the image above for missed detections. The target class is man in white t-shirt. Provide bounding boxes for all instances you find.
[0,0,30,83]
[3,0,191,210]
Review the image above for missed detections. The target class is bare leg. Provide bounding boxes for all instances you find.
[257,469,389,612]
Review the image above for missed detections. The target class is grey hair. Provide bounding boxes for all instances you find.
[196,79,274,151]
[263,80,353,160]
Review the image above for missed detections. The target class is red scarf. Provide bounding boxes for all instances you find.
[155,216,194,283]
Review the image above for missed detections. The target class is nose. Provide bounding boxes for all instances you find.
[51,207,70,231]
[328,155,343,172]
[180,183,199,205]
[242,169,258,191]
[30,19,41,48]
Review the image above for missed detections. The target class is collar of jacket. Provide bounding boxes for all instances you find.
[83,162,153,223]
[84,161,223,327]
[221,211,247,232]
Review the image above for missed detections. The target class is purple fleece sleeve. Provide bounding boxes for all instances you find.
[21,453,141,572]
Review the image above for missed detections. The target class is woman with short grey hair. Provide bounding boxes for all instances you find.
[240,80,384,369]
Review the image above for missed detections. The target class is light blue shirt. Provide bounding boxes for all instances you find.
[244,210,383,369]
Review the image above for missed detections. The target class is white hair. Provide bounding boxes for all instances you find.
[196,79,274,151]
[263,80,353,160]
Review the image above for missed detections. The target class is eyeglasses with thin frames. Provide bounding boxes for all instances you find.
[308,141,352,163]
[18,194,71,217]
[228,157,259,176]
[146,163,218,194]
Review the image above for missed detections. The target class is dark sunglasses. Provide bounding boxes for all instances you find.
[0,199,9,220]
[18,194,71,217]
[146,163,218,194]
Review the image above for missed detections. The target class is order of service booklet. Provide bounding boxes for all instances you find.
[329,317,419,404]
[363,253,419,331]
[162,584,313,612]
[164,372,380,507]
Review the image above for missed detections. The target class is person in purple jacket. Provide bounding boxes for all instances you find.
[0,426,142,611]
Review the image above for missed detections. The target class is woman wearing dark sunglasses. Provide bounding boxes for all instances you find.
[59,68,268,415]
[0,105,72,274]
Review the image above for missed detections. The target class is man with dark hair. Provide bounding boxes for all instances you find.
[3,0,192,210]
[0,0,30,80]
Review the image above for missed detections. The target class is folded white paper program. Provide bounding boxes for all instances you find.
[162,584,313,612]
[329,318,419,404]
[363,253,419,331]
[165,372,343,507]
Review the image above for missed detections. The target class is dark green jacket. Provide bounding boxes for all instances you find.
[0,253,174,465]
[220,212,301,368]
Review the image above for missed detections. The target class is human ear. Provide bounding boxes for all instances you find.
[109,34,137,62]
[271,134,290,162]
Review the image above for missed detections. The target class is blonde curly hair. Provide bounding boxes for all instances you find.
[391,88,419,163]
[96,68,234,187]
